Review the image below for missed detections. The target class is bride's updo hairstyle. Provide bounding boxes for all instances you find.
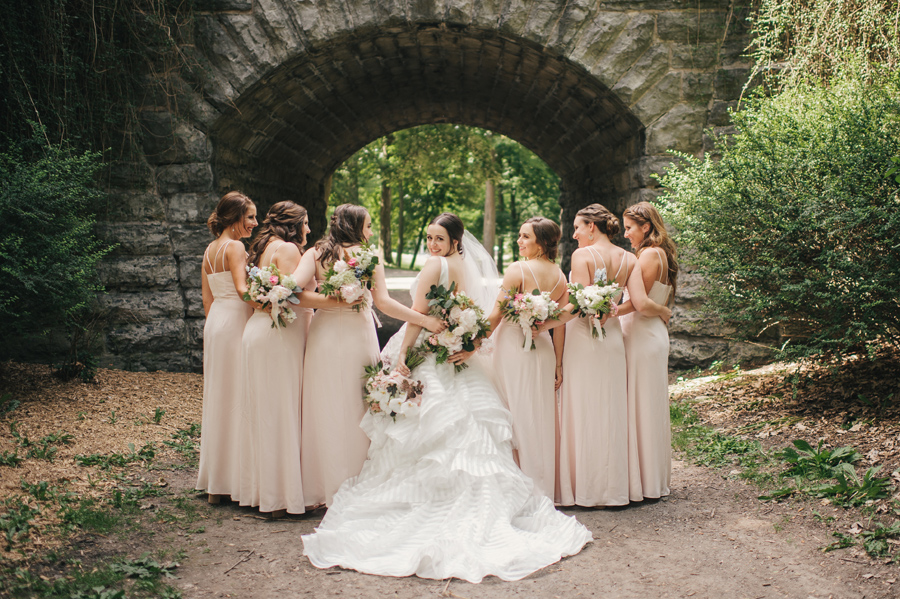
[622,201,679,296]
[207,191,255,237]
[316,203,369,266]
[248,201,308,266]
[430,212,465,256]
[523,217,560,261]
[575,203,620,238]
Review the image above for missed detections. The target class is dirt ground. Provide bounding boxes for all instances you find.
[1,361,899,598]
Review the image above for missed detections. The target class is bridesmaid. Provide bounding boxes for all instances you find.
[197,191,257,504]
[296,204,445,508]
[236,201,338,517]
[542,203,670,507]
[619,201,677,499]
[488,217,567,500]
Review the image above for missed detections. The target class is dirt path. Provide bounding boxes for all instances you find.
[159,460,896,599]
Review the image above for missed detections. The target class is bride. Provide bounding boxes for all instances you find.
[301,213,592,583]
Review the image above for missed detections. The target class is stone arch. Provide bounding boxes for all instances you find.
[99,0,758,370]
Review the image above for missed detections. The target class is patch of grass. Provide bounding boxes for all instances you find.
[779,439,861,480]
[60,498,120,534]
[0,392,20,417]
[0,449,22,467]
[163,423,200,464]
[75,442,156,470]
[0,501,40,550]
[152,408,165,424]
[860,522,900,560]
[8,423,73,462]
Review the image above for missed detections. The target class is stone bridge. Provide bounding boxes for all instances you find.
[97,0,765,371]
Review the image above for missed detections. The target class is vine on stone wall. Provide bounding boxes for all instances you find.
[748,0,900,86]
[0,0,194,158]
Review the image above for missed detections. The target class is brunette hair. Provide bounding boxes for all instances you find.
[247,201,308,266]
[316,203,369,266]
[623,201,679,297]
[429,212,465,256]
[575,203,620,238]
[207,191,254,237]
[523,217,560,261]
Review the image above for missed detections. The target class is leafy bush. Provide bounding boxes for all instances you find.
[0,133,114,363]
[658,76,900,359]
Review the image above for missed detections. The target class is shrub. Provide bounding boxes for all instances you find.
[658,75,900,359]
[0,132,114,362]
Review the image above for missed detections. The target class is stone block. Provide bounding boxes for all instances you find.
[100,191,166,222]
[683,72,714,103]
[613,43,670,105]
[669,335,726,368]
[166,192,220,224]
[95,223,172,256]
[657,10,727,44]
[169,225,212,258]
[632,73,683,125]
[194,0,252,11]
[185,288,205,318]
[569,11,630,69]
[98,256,179,291]
[104,160,155,189]
[646,103,706,155]
[633,155,679,188]
[186,318,205,349]
[709,100,737,126]
[670,42,720,69]
[97,291,185,323]
[140,111,211,165]
[592,14,655,86]
[714,68,751,101]
[179,257,203,290]
[105,319,187,355]
[156,163,214,195]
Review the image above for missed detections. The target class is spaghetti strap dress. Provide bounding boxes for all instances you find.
[196,241,252,498]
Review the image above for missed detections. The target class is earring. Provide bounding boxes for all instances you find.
[589,233,593,240]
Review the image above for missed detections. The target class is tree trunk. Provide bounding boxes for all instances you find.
[348,154,360,205]
[509,190,519,262]
[396,183,405,268]
[496,187,505,273]
[380,181,392,264]
[483,178,496,260]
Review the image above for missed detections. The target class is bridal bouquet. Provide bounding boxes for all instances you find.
[498,288,562,351]
[567,268,620,340]
[419,282,491,372]
[363,349,426,421]
[244,264,300,328]
[320,243,379,311]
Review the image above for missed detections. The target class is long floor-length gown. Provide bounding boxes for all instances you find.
[491,262,564,500]
[302,258,592,583]
[236,242,306,514]
[622,250,673,499]
[301,274,380,507]
[196,242,252,498]
[557,248,635,506]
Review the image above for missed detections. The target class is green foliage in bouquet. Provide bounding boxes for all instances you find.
[658,75,900,359]
[0,132,114,361]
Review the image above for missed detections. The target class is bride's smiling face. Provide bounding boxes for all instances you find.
[426,224,455,256]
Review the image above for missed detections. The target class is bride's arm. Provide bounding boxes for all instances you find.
[395,258,443,373]
[372,262,444,333]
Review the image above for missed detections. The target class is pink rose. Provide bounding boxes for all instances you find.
[269,275,279,285]
[348,258,358,267]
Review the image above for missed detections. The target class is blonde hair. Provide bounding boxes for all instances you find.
[623,201,678,297]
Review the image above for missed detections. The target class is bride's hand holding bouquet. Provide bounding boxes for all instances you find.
[419,282,491,371]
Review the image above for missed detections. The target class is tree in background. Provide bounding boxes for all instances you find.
[328,124,560,270]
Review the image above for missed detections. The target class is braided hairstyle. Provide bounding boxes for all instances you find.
[523,217,561,261]
[248,201,308,266]
[207,191,255,237]
[316,204,369,266]
[622,201,678,297]
[575,203,621,238]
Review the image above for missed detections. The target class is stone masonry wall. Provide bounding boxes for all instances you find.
[94,0,766,372]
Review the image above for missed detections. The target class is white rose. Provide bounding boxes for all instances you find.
[269,285,292,303]
[449,305,464,323]
[341,282,365,303]
[457,308,479,333]
[333,260,349,273]
[281,274,297,289]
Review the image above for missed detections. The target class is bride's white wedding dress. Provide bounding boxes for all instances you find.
[301,255,592,583]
